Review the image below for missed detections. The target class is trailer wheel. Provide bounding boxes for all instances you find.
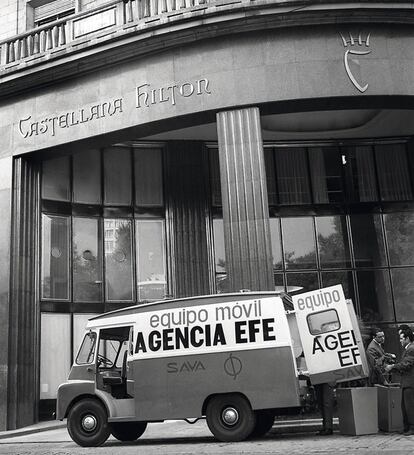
[110,421,147,441]
[249,410,275,438]
[206,394,256,442]
[67,399,110,447]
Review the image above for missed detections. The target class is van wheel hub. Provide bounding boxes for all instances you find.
[82,415,97,432]
[222,407,239,426]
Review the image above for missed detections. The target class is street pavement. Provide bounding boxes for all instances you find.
[0,418,414,455]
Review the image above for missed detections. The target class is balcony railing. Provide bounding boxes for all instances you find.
[0,0,409,70]
[0,0,210,68]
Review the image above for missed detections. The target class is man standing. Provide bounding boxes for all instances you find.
[366,328,387,386]
[385,328,414,435]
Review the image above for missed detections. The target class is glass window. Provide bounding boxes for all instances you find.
[40,313,71,399]
[384,212,414,266]
[286,272,319,294]
[76,332,97,365]
[41,215,70,300]
[316,216,350,268]
[269,218,282,270]
[209,149,222,207]
[309,147,344,203]
[275,147,311,205]
[104,147,132,205]
[274,273,284,292]
[307,309,340,335]
[73,313,97,358]
[356,270,394,322]
[350,213,387,267]
[213,218,227,293]
[342,145,378,202]
[264,148,277,205]
[42,156,70,201]
[375,144,412,201]
[321,271,355,303]
[282,217,316,269]
[136,220,166,301]
[73,149,101,204]
[104,219,134,302]
[73,217,102,302]
[392,268,414,321]
[134,148,163,207]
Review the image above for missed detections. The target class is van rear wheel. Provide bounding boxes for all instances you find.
[67,398,110,447]
[110,421,147,441]
[206,394,256,442]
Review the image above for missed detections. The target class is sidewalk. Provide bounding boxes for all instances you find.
[0,417,337,440]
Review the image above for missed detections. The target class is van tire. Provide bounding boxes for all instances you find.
[67,399,110,447]
[206,394,256,442]
[110,421,147,441]
[249,410,275,438]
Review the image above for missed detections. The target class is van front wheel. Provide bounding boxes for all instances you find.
[111,421,147,441]
[67,399,110,447]
[206,394,256,442]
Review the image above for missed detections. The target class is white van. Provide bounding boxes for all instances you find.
[57,285,368,446]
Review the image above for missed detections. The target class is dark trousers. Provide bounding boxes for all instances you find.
[315,383,334,431]
[402,387,414,431]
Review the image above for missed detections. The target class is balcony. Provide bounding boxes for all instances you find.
[0,0,412,96]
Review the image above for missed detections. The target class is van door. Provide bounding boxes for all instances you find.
[292,284,369,385]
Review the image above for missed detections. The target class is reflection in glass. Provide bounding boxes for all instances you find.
[316,216,350,268]
[42,156,70,201]
[282,217,316,269]
[41,215,70,300]
[392,269,414,321]
[286,272,318,294]
[275,147,311,205]
[375,144,412,201]
[269,218,282,270]
[104,147,132,205]
[307,310,340,335]
[309,147,343,203]
[350,213,386,267]
[134,148,163,207]
[136,220,166,301]
[73,217,102,302]
[104,219,134,301]
[384,212,414,266]
[342,145,378,202]
[321,271,355,303]
[73,150,101,204]
[356,270,393,322]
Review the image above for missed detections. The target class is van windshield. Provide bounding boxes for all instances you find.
[76,331,97,364]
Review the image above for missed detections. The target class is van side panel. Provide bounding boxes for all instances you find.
[132,346,300,420]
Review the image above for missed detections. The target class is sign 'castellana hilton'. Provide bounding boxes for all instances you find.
[18,78,212,139]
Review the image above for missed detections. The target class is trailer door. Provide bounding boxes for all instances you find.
[292,285,369,385]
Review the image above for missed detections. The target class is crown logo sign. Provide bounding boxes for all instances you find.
[339,32,372,93]
[340,32,371,48]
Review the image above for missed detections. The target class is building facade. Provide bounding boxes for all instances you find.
[1,0,414,430]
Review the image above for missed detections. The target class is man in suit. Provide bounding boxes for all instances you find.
[366,328,389,385]
[385,328,414,435]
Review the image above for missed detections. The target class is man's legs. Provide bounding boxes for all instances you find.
[402,387,414,432]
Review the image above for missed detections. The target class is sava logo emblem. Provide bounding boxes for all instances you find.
[167,360,206,373]
[340,32,371,93]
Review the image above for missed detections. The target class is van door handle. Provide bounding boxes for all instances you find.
[87,367,94,372]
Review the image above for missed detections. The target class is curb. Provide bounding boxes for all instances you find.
[0,421,66,440]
